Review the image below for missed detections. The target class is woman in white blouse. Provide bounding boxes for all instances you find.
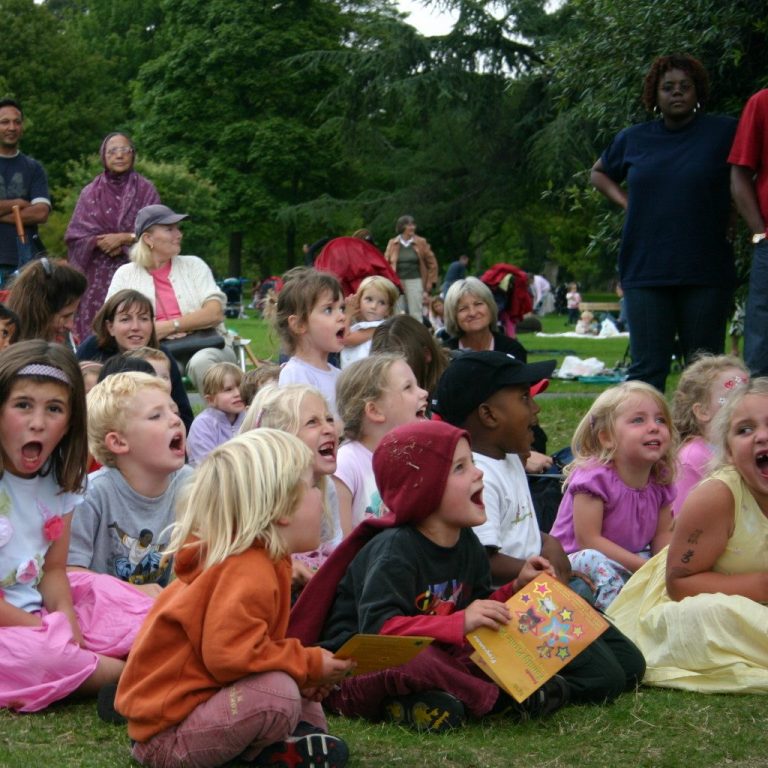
[106,204,236,390]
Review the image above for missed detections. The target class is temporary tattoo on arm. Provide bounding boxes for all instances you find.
[680,549,694,564]
[687,529,703,544]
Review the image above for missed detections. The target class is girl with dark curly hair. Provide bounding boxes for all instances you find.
[590,54,737,392]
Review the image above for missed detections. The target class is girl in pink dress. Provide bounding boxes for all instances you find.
[549,381,678,610]
[0,341,152,712]
[671,354,748,516]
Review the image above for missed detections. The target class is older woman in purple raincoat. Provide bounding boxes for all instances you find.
[65,133,160,341]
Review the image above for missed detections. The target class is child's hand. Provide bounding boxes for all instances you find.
[463,599,510,634]
[318,648,355,685]
[515,555,557,590]
[525,451,553,474]
[132,583,163,598]
[292,560,314,590]
[344,293,359,319]
[301,683,336,702]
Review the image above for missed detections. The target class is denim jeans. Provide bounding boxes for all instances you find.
[744,240,768,376]
[623,284,731,392]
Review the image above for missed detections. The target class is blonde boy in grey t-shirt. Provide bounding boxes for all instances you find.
[68,372,191,597]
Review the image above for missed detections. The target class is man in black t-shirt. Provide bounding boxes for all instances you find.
[0,98,50,283]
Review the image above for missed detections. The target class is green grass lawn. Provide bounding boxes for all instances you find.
[3,685,767,767]
[2,309,749,767]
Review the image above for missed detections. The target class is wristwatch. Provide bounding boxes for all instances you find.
[752,232,767,244]
[172,319,181,331]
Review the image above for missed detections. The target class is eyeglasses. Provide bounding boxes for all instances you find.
[106,146,135,156]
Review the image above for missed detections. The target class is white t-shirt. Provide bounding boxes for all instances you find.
[340,320,384,369]
[472,452,542,559]
[279,357,341,419]
[0,472,82,613]
[334,440,382,528]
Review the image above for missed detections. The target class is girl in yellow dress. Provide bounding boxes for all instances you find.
[608,378,768,692]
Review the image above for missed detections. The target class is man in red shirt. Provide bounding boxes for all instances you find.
[730,89,768,376]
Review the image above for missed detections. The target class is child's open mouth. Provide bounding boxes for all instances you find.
[21,441,43,468]
[169,433,185,454]
[756,452,768,476]
[318,440,336,460]
[471,488,484,507]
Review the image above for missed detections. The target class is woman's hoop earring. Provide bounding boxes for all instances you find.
[653,105,660,116]
[694,101,701,113]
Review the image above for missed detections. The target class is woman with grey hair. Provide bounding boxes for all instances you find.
[384,215,438,320]
[106,204,236,390]
[442,277,527,360]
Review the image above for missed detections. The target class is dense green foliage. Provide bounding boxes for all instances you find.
[1,0,766,283]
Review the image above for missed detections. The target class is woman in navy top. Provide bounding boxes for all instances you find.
[590,54,737,392]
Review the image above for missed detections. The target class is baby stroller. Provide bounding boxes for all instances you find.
[220,277,248,319]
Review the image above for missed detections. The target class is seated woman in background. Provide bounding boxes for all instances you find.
[76,289,193,433]
[6,257,86,349]
[106,204,236,391]
[442,277,527,361]
[65,132,160,340]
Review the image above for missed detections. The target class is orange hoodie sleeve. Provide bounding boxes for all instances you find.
[193,552,325,686]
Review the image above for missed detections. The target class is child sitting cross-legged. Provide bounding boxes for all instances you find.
[68,372,191,597]
[116,429,354,768]
[187,361,246,465]
[289,420,646,732]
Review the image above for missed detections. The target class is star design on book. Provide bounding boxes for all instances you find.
[572,625,584,638]
[556,646,571,661]
[521,594,531,603]
[558,608,573,622]
[534,582,550,596]
[536,643,552,659]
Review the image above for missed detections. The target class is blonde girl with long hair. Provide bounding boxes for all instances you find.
[549,381,678,610]
[242,384,342,584]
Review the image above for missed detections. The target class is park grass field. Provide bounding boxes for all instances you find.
[3,306,750,768]
[2,681,767,767]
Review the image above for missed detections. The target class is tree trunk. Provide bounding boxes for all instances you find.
[285,221,297,271]
[229,231,243,277]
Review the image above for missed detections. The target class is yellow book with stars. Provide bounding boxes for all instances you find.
[466,576,608,702]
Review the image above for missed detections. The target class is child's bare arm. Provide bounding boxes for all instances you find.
[333,477,354,537]
[572,493,647,572]
[667,481,768,602]
[650,504,673,554]
[540,533,572,582]
[39,516,84,646]
[0,598,42,628]
[486,547,525,584]
[344,326,376,347]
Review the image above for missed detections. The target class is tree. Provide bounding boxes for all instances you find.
[1,0,127,182]
[132,0,353,274]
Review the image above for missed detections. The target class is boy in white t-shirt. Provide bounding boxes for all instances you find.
[433,351,572,588]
